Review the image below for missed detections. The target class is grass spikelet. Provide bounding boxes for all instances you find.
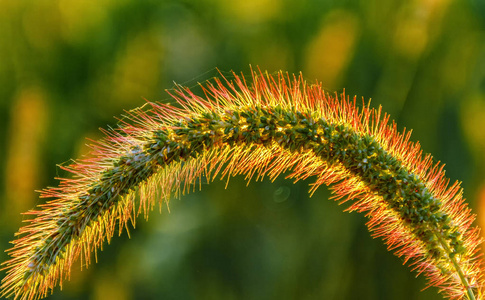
[1,69,484,299]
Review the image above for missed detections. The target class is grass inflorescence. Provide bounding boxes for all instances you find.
[1,69,484,299]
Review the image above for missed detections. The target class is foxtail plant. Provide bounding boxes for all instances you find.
[1,69,484,299]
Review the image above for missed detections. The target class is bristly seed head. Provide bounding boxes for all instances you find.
[1,68,484,300]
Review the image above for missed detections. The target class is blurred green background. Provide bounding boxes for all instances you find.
[1,0,485,299]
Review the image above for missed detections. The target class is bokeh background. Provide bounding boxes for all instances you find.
[1,0,484,299]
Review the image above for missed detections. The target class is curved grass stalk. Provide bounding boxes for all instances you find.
[1,69,484,299]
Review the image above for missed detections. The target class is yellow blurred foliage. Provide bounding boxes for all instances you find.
[219,0,282,25]
[93,270,131,300]
[304,10,360,89]
[393,0,451,59]
[460,94,485,163]
[248,37,292,73]
[5,86,48,225]
[111,31,162,107]
[21,1,62,51]
[58,0,122,44]
[90,29,163,111]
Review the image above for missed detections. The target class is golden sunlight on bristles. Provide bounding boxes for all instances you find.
[164,69,483,299]
[2,69,484,300]
[327,164,469,293]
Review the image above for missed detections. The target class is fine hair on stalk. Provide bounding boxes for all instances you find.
[1,68,484,300]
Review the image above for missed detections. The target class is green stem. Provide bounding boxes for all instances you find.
[433,228,475,300]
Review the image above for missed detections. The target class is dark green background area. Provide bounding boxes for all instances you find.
[1,0,484,299]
